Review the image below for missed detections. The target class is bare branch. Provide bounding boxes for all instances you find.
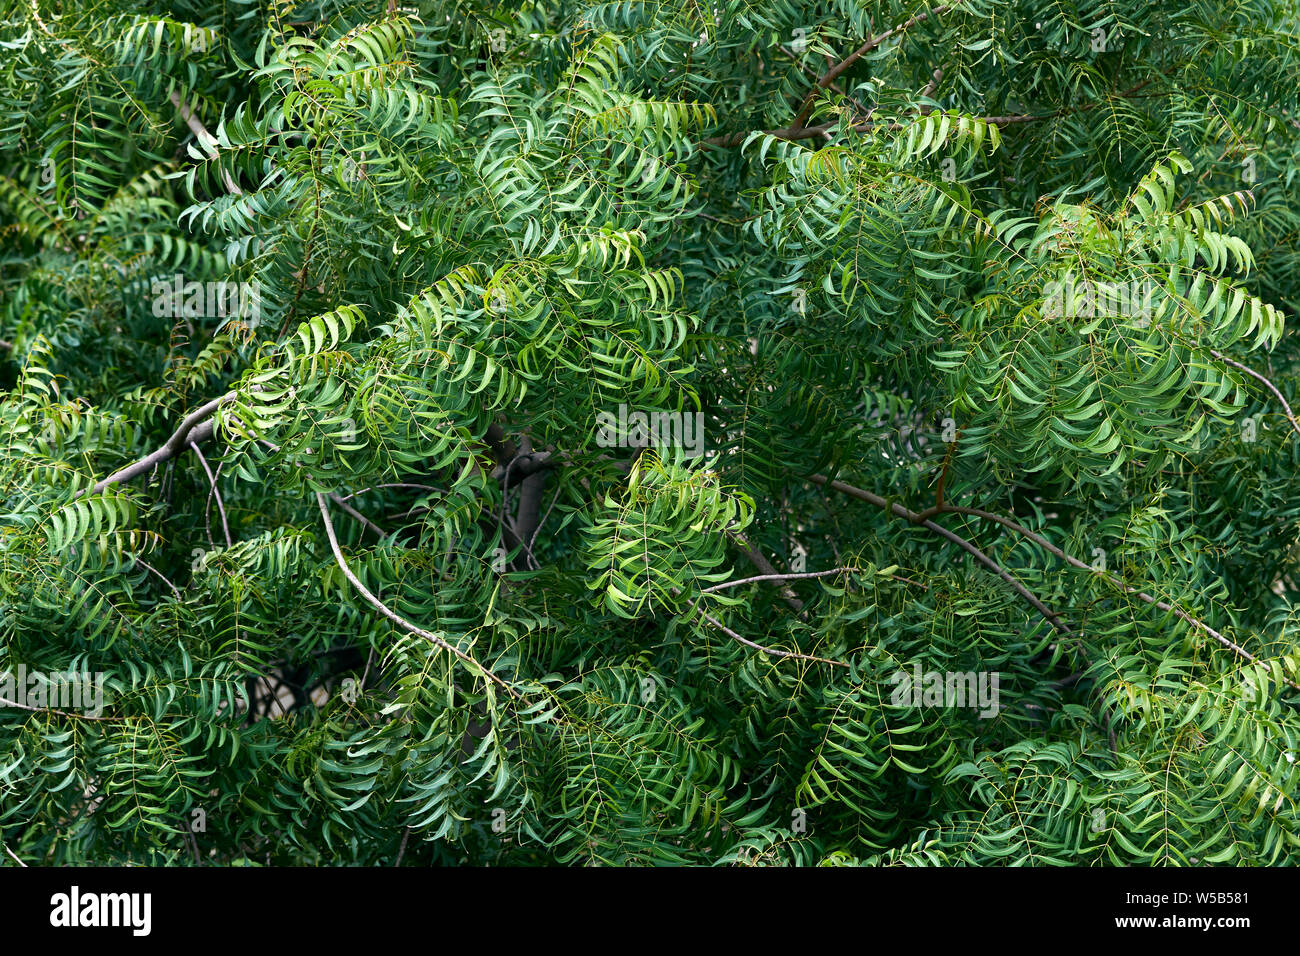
[170,90,243,196]
[727,531,806,612]
[135,557,182,601]
[2,843,27,867]
[84,393,234,497]
[339,483,445,501]
[702,567,857,593]
[940,504,1293,686]
[808,474,1070,634]
[394,826,411,866]
[315,493,519,698]
[191,441,231,549]
[327,492,389,540]
[0,695,107,720]
[683,595,848,668]
[1211,349,1300,441]
[792,5,954,129]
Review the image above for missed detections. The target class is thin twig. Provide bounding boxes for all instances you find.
[339,483,445,501]
[727,531,806,613]
[791,5,953,129]
[0,696,106,720]
[1211,349,1300,441]
[315,493,519,698]
[684,597,848,668]
[940,504,1293,687]
[394,826,411,866]
[705,62,1167,150]
[527,481,565,553]
[136,557,182,601]
[328,492,388,540]
[702,567,857,593]
[251,435,389,541]
[191,441,231,548]
[808,474,1070,635]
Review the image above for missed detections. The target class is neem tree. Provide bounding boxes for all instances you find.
[1,0,1300,865]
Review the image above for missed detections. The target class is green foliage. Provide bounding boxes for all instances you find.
[1,0,1300,866]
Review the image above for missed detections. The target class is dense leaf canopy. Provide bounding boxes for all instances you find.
[2,0,1300,865]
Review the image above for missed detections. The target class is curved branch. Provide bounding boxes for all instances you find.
[791,4,954,129]
[84,393,234,497]
[315,493,519,698]
[808,474,1070,634]
[727,531,806,612]
[683,595,848,668]
[191,441,231,549]
[1211,349,1300,441]
[940,504,1291,685]
[135,557,182,601]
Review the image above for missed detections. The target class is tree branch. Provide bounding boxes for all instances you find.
[1211,349,1300,441]
[727,531,806,612]
[811,470,1284,685]
[792,5,953,129]
[2,843,27,867]
[704,62,1170,150]
[939,504,1293,687]
[680,592,848,668]
[191,441,231,549]
[808,474,1070,634]
[169,90,243,196]
[135,557,182,601]
[702,567,856,593]
[84,393,234,497]
[315,492,519,698]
